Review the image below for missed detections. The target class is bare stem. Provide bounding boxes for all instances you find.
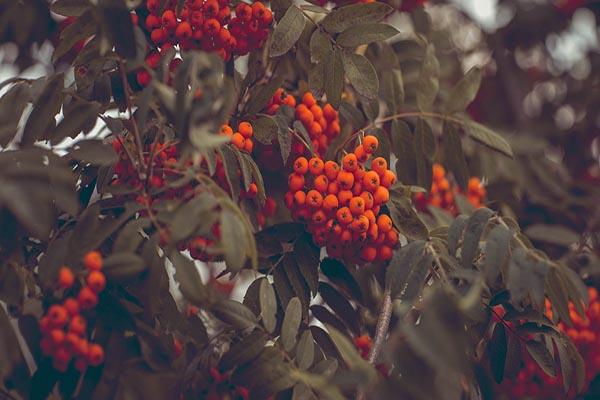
[367,288,393,365]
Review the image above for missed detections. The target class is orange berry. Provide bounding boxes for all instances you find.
[47,305,68,328]
[362,135,378,154]
[306,190,323,208]
[352,182,363,196]
[308,157,325,176]
[336,207,353,225]
[364,209,376,225]
[312,210,327,225]
[349,197,365,215]
[377,214,393,233]
[298,109,314,126]
[69,315,87,336]
[238,121,253,138]
[58,267,75,289]
[323,194,339,212]
[323,103,337,121]
[377,245,393,262]
[336,170,355,190]
[48,329,66,345]
[314,175,329,193]
[78,286,98,309]
[84,251,103,271]
[354,145,369,163]
[293,190,306,207]
[246,182,258,197]
[439,178,450,191]
[354,163,366,181]
[87,271,106,294]
[219,124,233,135]
[288,173,305,191]
[351,215,369,233]
[367,222,379,241]
[342,153,358,172]
[433,164,445,181]
[302,92,317,108]
[324,161,340,181]
[231,132,245,149]
[340,229,353,245]
[360,191,374,210]
[362,171,380,192]
[293,157,309,175]
[87,344,105,367]
[371,157,387,176]
[243,138,253,153]
[310,104,323,120]
[309,122,323,138]
[386,229,399,246]
[381,170,397,188]
[63,297,79,317]
[373,186,390,205]
[337,190,353,207]
[327,181,340,195]
[360,246,377,263]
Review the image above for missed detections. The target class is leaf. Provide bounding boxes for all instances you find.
[252,115,279,145]
[508,248,548,308]
[310,305,348,335]
[326,326,376,381]
[259,278,278,333]
[96,0,136,59]
[448,215,468,256]
[444,67,482,114]
[414,118,434,191]
[21,73,64,146]
[339,102,365,129]
[381,68,404,113]
[416,44,440,111]
[169,251,208,305]
[390,119,416,185]
[296,330,315,370]
[212,300,258,330]
[283,255,311,316]
[0,82,31,147]
[319,282,360,336]
[489,323,507,383]
[102,252,147,281]
[386,240,431,302]
[69,139,119,165]
[524,224,580,247]
[321,3,393,33]
[220,207,249,273]
[293,236,320,295]
[464,120,513,158]
[337,23,399,47]
[526,340,557,378]
[504,334,522,379]
[274,112,293,164]
[53,11,96,62]
[341,52,379,100]
[309,29,331,64]
[0,306,27,392]
[461,208,494,268]
[50,101,101,144]
[442,122,469,191]
[51,0,90,16]
[218,332,266,370]
[483,225,512,285]
[293,120,316,157]
[324,48,344,109]
[270,5,306,57]
[386,190,429,240]
[281,297,302,352]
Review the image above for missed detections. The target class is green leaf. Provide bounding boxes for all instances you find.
[442,122,468,191]
[310,305,348,335]
[386,240,431,302]
[461,208,494,268]
[53,11,96,62]
[326,326,376,381]
[220,207,250,273]
[339,102,365,129]
[321,3,393,33]
[508,248,548,308]
[387,189,429,240]
[0,306,27,392]
[416,44,440,111]
[390,119,416,185]
[504,334,522,379]
[293,236,320,294]
[102,252,147,281]
[0,82,31,147]
[381,68,404,113]
[274,109,293,164]
[526,340,556,378]
[68,139,119,165]
[319,282,360,336]
[170,251,208,305]
[524,224,580,247]
[21,73,64,146]
[293,120,316,157]
[463,120,513,158]
[444,67,482,114]
[218,332,266,371]
[483,225,512,285]
[50,101,101,144]
[309,29,331,63]
[296,330,315,370]
[51,0,90,16]
[447,214,469,257]
[337,23,399,47]
[341,52,379,100]
[259,278,278,333]
[270,5,306,57]
[212,300,258,330]
[252,115,279,145]
[281,297,302,352]
[489,323,507,383]
[324,48,344,109]
[414,118,434,191]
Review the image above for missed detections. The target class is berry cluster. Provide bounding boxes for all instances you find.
[285,135,399,265]
[199,368,250,400]
[136,0,272,85]
[413,163,486,216]
[258,90,341,168]
[39,251,106,372]
[496,287,600,399]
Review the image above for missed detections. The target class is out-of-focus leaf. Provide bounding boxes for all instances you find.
[387,188,429,240]
[248,75,286,115]
[483,225,512,285]
[21,73,64,146]
[524,224,580,247]
[169,251,208,305]
[444,67,482,114]
[386,240,431,303]
[0,82,31,147]
[212,300,258,330]
[390,119,416,185]
[102,252,147,281]
[219,332,266,371]
[69,139,118,165]
[270,5,306,57]
[442,122,468,191]
[321,3,393,33]
[416,44,439,111]
[463,120,513,158]
[526,340,556,378]
[381,68,404,113]
[53,11,96,62]
[50,101,101,144]
[508,248,548,308]
[461,208,494,268]
[51,0,90,16]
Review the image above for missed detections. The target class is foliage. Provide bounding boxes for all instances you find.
[0,0,598,399]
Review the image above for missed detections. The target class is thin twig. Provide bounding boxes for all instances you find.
[367,288,393,365]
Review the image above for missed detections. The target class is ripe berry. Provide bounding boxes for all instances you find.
[57,267,75,289]
[87,271,106,294]
[87,344,105,367]
[78,287,98,309]
[84,251,103,271]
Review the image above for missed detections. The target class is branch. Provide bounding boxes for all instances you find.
[367,288,393,365]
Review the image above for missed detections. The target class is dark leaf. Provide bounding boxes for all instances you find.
[51,0,90,16]
[341,52,379,100]
[319,282,360,336]
[248,75,286,115]
[464,120,513,158]
[53,11,96,62]
[293,236,320,294]
[381,68,404,113]
[442,122,468,191]
[483,225,512,285]
[212,300,258,330]
[51,101,101,144]
[252,115,279,145]
[0,82,31,147]
[102,252,147,281]
[21,73,64,146]
[339,102,365,129]
[219,332,266,370]
[461,208,494,268]
[524,224,580,248]
[324,48,344,109]
[489,323,507,383]
[337,23,399,48]
[508,248,548,308]
[69,139,119,165]
[296,330,315,370]
[390,119,416,185]
[526,340,556,378]
[270,5,306,57]
[321,3,393,33]
[444,67,482,114]
[385,240,431,303]
[282,297,302,352]
[416,44,440,111]
[387,189,429,240]
[170,251,208,305]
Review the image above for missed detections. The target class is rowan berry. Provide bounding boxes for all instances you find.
[354,145,369,163]
[377,245,393,262]
[175,21,193,40]
[337,170,355,190]
[87,344,105,367]
[84,251,103,271]
[293,157,309,175]
[293,190,306,207]
[306,190,323,208]
[69,315,87,336]
[337,190,353,207]
[48,305,68,328]
[204,18,221,35]
[371,157,388,176]
[231,132,245,149]
[373,186,390,205]
[342,153,358,171]
[377,214,393,233]
[360,246,377,263]
[349,197,365,215]
[362,135,379,154]
[336,207,353,225]
[324,161,339,180]
[381,170,397,188]
[238,122,253,138]
[288,173,305,191]
[78,287,98,309]
[243,138,253,153]
[314,175,329,193]
[235,2,252,20]
[161,10,177,30]
[362,171,380,192]
[57,267,75,289]
[63,297,80,317]
[322,194,339,212]
[351,215,369,233]
[308,158,325,176]
[203,0,219,17]
[312,210,327,225]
